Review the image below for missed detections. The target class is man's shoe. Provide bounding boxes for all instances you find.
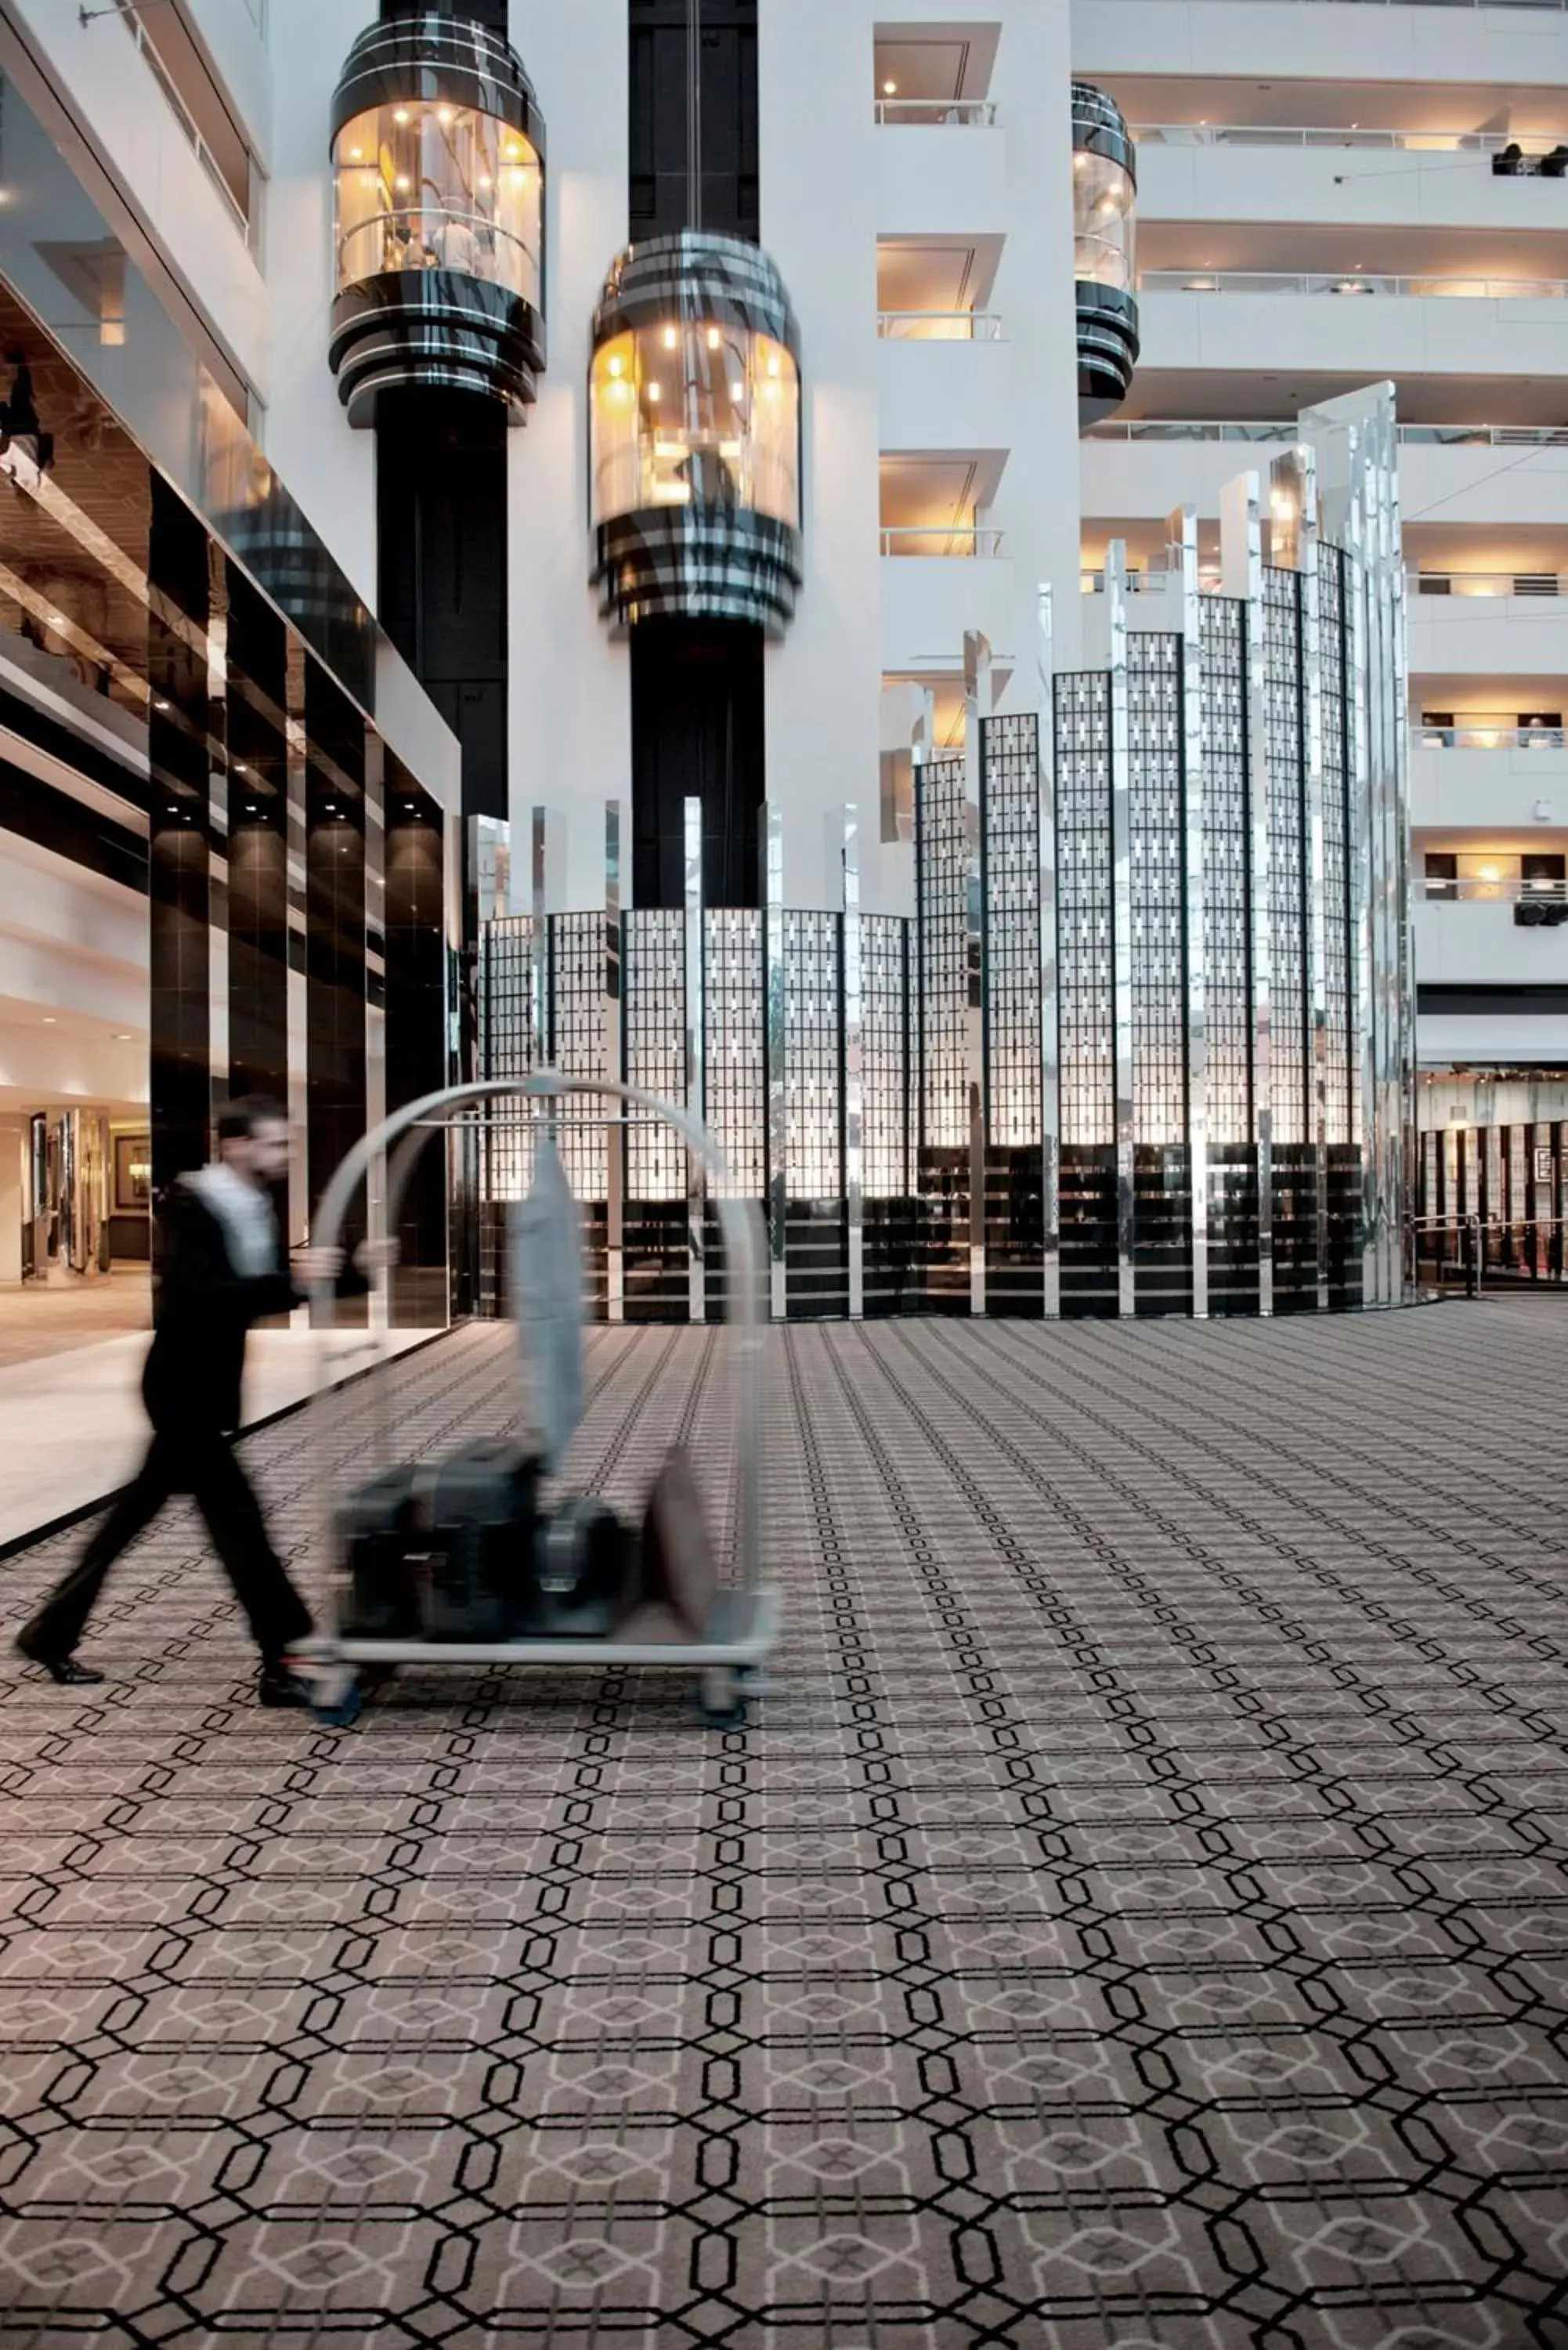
[257,1663,313,1709]
[14,1636,104,1687]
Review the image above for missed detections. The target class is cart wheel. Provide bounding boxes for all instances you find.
[693,1666,752,1731]
[313,1673,362,1729]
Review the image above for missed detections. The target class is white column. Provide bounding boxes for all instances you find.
[0,1119,23,1286]
[758,0,882,912]
[510,0,632,913]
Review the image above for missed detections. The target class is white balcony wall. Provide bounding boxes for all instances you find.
[1421,1010,1568,1065]
[1408,595,1568,678]
[1416,898,1568,989]
[1074,1,1568,89]
[0,832,147,1039]
[882,554,1017,674]
[1136,143,1568,236]
[1084,439,1568,533]
[5,0,266,399]
[1136,289,1568,383]
[1411,745,1568,832]
[876,334,1015,454]
[876,125,1010,237]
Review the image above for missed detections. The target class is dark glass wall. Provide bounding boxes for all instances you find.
[226,572,290,1102]
[305,666,370,1228]
[627,0,767,908]
[629,0,758,240]
[148,479,219,1193]
[631,620,763,906]
[376,389,508,820]
[384,776,450,1320]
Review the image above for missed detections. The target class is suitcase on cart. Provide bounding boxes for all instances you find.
[338,1442,638,1643]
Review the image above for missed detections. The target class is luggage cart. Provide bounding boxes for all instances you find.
[300,1073,776,1729]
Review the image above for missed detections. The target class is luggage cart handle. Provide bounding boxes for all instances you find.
[310,1074,766,1597]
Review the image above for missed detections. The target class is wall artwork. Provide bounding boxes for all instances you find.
[114,1133,152,1214]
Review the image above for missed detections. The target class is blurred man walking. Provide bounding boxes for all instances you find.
[16,1097,385,1707]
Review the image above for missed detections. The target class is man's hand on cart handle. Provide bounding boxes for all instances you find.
[352,1237,401,1277]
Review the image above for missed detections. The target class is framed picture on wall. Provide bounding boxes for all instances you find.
[114,1133,151,1213]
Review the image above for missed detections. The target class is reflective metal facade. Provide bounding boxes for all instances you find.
[478,394,1411,1321]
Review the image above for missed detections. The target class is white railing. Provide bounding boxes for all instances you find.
[881,526,1006,558]
[1418,877,1568,902]
[1412,571,1566,596]
[1199,0,1568,9]
[1142,268,1568,298]
[876,310,1004,341]
[1086,419,1568,446]
[1133,122,1551,154]
[1418,725,1566,748]
[873,97,997,127]
[114,3,254,245]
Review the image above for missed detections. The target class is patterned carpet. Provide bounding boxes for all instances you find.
[2,1301,1567,2347]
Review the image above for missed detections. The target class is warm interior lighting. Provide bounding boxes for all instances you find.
[663,326,678,349]
[607,352,623,377]
[883,81,897,95]
[707,325,721,349]
[396,175,410,191]
[647,381,662,401]
[730,378,745,400]
[393,107,410,125]
[766,353,781,376]
[437,105,455,125]
[348,146,363,161]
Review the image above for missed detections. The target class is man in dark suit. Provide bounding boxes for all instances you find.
[16,1097,388,1707]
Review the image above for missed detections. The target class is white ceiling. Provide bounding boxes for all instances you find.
[873,23,1000,102]
[1103,74,1568,139]
[1119,368,1568,427]
[876,236,1003,310]
[1141,219,1568,280]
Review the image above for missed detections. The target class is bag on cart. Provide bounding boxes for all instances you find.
[337,1466,423,1637]
[532,1495,638,1636]
[414,1438,541,1640]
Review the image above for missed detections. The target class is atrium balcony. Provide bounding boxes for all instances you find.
[1133,125,1568,233]
[880,525,1013,675]
[876,313,1013,452]
[1411,728,1568,830]
[1134,274,1568,384]
[1408,576,1568,674]
[874,99,1007,235]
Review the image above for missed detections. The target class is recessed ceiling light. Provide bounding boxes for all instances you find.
[113,1032,132,1041]
[41,1016,56,1025]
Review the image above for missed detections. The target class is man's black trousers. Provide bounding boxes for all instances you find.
[21,1428,313,1667]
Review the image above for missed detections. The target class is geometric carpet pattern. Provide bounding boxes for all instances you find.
[2,1300,1567,2347]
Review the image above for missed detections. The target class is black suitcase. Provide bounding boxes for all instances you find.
[337,1466,422,1636]
[533,1496,638,1636]
[417,1440,540,1641]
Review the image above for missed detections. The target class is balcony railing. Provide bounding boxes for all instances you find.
[881,526,1006,558]
[1418,725,1566,749]
[1141,268,1568,298]
[1133,122,1548,154]
[876,309,1004,341]
[1086,419,1568,446]
[1418,877,1568,903]
[1412,571,1566,597]
[115,2,255,246]
[1200,0,1568,9]
[874,97,997,128]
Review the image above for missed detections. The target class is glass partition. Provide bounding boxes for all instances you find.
[590,320,799,530]
[1073,146,1136,293]
[334,101,542,307]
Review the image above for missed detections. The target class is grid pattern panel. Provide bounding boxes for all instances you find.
[1509,1124,1527,1220]
[1127,635,1187,1147]
[784,911,842,1198]
[1056,674,1115,1148]
[477,916,540,1203]
[624,910,686,1202]
[1199,598,1252,1149]
[704,909,764,1200]
[981,712,1043,1151]
[917,752,970,1152]
[1264,566,1307,1147]
[1486,1125,1503,1223]
[862,916,910,1200]
[1320,550,1353,1148]
[550,913,609,1199]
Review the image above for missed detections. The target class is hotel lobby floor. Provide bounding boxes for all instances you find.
[1,1303,1566,2345]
